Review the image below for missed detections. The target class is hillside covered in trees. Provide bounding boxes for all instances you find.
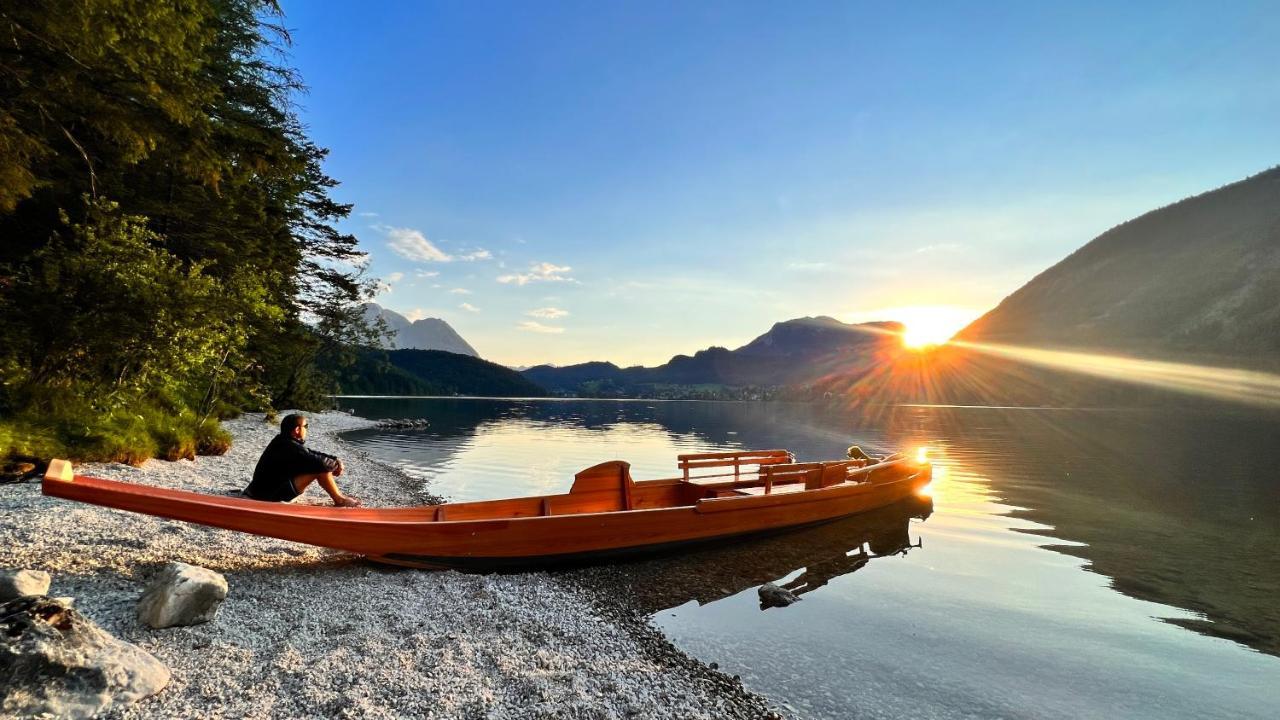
[0,2,379,463]
[956,167,1280,368]
[327,349,547,398]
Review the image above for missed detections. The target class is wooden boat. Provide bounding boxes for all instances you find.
[42,449,932,570]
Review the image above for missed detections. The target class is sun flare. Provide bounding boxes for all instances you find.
[888,306,978,349]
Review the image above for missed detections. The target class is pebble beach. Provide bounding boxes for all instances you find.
[0,412,779,719]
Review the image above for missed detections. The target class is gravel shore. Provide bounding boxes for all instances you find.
[0,412,779,719]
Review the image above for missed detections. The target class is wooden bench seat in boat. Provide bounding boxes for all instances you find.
[677,449,792,481]
[730,460,870,495]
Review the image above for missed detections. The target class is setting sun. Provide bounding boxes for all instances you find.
[870,305,979,349]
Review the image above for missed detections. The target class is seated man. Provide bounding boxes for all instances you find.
[244,414,361,507]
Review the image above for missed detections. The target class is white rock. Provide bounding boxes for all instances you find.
[0,595,170,717]
[0,568,51,600]
[137,562,228,629]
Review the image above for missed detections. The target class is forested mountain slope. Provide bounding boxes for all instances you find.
[330,349,546,398]
[957,167,1280,367]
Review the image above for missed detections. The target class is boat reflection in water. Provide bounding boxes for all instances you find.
[588,495,933,615]
[774,497,928,602]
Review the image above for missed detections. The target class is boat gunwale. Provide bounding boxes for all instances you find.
[42,455,924,530]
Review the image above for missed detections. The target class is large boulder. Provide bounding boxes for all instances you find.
[0,569,51,600]
[137,562,228,629]
[0,596,170,718]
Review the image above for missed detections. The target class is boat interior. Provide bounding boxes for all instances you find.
[421,449,902,522]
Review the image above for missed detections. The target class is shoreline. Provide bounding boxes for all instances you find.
[0,411,780,718]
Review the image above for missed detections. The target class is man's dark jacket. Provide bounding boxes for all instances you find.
[244,434,339,501]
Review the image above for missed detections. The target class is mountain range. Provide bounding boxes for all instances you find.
[346,166,1279,405]
[362,303,479,357]
[525,166,1280,404]
[523,317,904,396]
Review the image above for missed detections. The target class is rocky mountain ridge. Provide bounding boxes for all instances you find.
[523,317,904,395]
[362,303,479,357]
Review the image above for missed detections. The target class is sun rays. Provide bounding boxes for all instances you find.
[947,340,1280,409]
[812,319,1280,412]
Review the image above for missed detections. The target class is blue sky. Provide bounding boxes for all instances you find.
[280,1,1280,367]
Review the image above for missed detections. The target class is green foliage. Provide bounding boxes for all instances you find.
[326,351,447,397]
[1,199,252,412]
[0,1,216,210]
[0,1,382,462]
[195,419,232,456]
[0,389,231,465]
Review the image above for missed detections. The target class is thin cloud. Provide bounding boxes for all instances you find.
[404,308,427,322]
[358,211,380,218]
[518,320,565,334]
[914,243,963,254]
[378,225,491,264]
[383,226,451,262]
[449,288,472,295]
[498,262,575,285]
[386,271,404,283]
[415,270,440,278]
[459,302,480,313]
[527,307,569,319]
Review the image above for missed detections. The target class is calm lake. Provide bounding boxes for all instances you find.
[339,397,1280,719]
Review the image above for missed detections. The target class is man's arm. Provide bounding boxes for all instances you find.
[304,447,341,474]
[322,453,343,477]
[308,447,344,477]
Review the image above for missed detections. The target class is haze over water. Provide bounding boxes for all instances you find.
[342,397,1279,719]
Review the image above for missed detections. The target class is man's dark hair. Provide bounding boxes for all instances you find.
[280,413,306,435]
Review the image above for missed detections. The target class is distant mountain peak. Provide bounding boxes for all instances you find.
[736,316,902,357]
[361,302,479,357]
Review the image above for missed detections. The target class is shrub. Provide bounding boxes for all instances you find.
[195,420,232,456]
[0,393,234,465]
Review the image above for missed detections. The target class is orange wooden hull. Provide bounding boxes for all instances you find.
[41,457,931,570]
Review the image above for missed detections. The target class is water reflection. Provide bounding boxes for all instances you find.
[341,397,1280,656]
[779,502,926,599]
[589,496,934,615]
[657,460,1277,720]
[341,397,1280,719]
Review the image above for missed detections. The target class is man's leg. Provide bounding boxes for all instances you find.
[292,472,361,507]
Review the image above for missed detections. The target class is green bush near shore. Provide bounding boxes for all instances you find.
[0,400,233,466]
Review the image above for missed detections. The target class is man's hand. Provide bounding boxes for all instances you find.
[333,459,344,477]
